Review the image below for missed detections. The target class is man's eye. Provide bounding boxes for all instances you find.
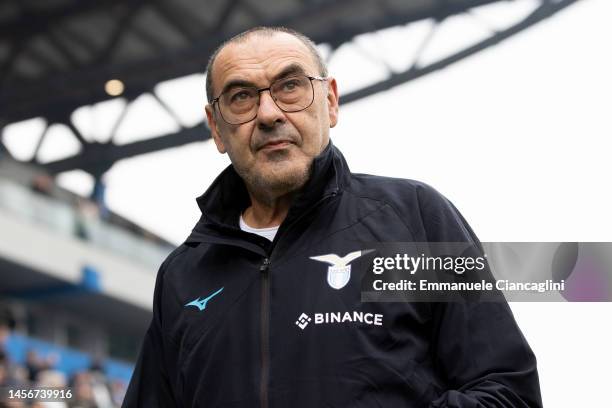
[230,90,252,102]
[280,80,299,92]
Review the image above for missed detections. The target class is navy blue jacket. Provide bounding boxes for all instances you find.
[124,142,542,407]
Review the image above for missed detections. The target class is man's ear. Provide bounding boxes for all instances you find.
[205,104,226,154]
[326,77,339,128]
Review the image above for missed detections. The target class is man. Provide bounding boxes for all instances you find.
[124,27,542,407]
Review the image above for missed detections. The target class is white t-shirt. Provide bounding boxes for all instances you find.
[239,215,279,241]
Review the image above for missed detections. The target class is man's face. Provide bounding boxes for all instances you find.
[205,32,339,198]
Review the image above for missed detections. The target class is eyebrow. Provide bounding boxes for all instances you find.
[218,63,309,96]
[272,63,308,81]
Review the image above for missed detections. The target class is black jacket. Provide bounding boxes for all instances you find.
[124,142,542,407]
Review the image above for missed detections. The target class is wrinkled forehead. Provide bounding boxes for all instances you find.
[211,32,319,94]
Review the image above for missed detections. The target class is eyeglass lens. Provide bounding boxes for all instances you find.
[218,75,314,125]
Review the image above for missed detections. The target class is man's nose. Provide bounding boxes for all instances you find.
[256,90,285,128]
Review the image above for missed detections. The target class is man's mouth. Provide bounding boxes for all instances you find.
[260,140,293,151]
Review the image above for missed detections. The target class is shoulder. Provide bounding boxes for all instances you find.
[157,244,191,279]
[346,173,447,209]
[345,173,477,243]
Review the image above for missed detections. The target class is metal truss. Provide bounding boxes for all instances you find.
[0,0,581,178]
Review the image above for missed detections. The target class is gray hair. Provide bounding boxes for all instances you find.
[205,26,328,103]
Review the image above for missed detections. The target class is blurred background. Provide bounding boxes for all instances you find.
[1,0,610,406]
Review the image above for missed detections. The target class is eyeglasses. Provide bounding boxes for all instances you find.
[211,74,327,125]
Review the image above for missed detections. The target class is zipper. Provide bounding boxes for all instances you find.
[260,257,271,408]
[258,191,338,408]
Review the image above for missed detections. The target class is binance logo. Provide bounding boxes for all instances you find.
[295,313,312,330]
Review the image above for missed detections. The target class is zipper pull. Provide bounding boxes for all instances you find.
[260,257,271,272]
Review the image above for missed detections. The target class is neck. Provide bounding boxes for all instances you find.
[242,190,296,228]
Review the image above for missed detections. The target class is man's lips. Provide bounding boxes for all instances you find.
[259,140,293,150]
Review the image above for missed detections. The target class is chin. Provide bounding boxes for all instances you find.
[266,165,309,190]
[251,161,311,195]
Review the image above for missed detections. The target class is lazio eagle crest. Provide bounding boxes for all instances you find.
[310,250,373,290]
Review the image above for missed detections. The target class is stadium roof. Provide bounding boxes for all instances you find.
[0,0,580,177]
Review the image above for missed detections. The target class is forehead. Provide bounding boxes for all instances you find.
[212,32,319,90]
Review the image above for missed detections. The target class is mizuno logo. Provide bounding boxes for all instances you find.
[185,287,224,311]
[310,249,374,289]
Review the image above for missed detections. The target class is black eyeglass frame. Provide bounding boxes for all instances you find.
[211,75,328,125]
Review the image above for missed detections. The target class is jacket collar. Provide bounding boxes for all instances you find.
[191,139,350,237]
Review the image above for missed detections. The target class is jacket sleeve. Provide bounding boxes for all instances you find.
[122,255,179,408]
[428,301,542,408]
[415,184,543,407]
